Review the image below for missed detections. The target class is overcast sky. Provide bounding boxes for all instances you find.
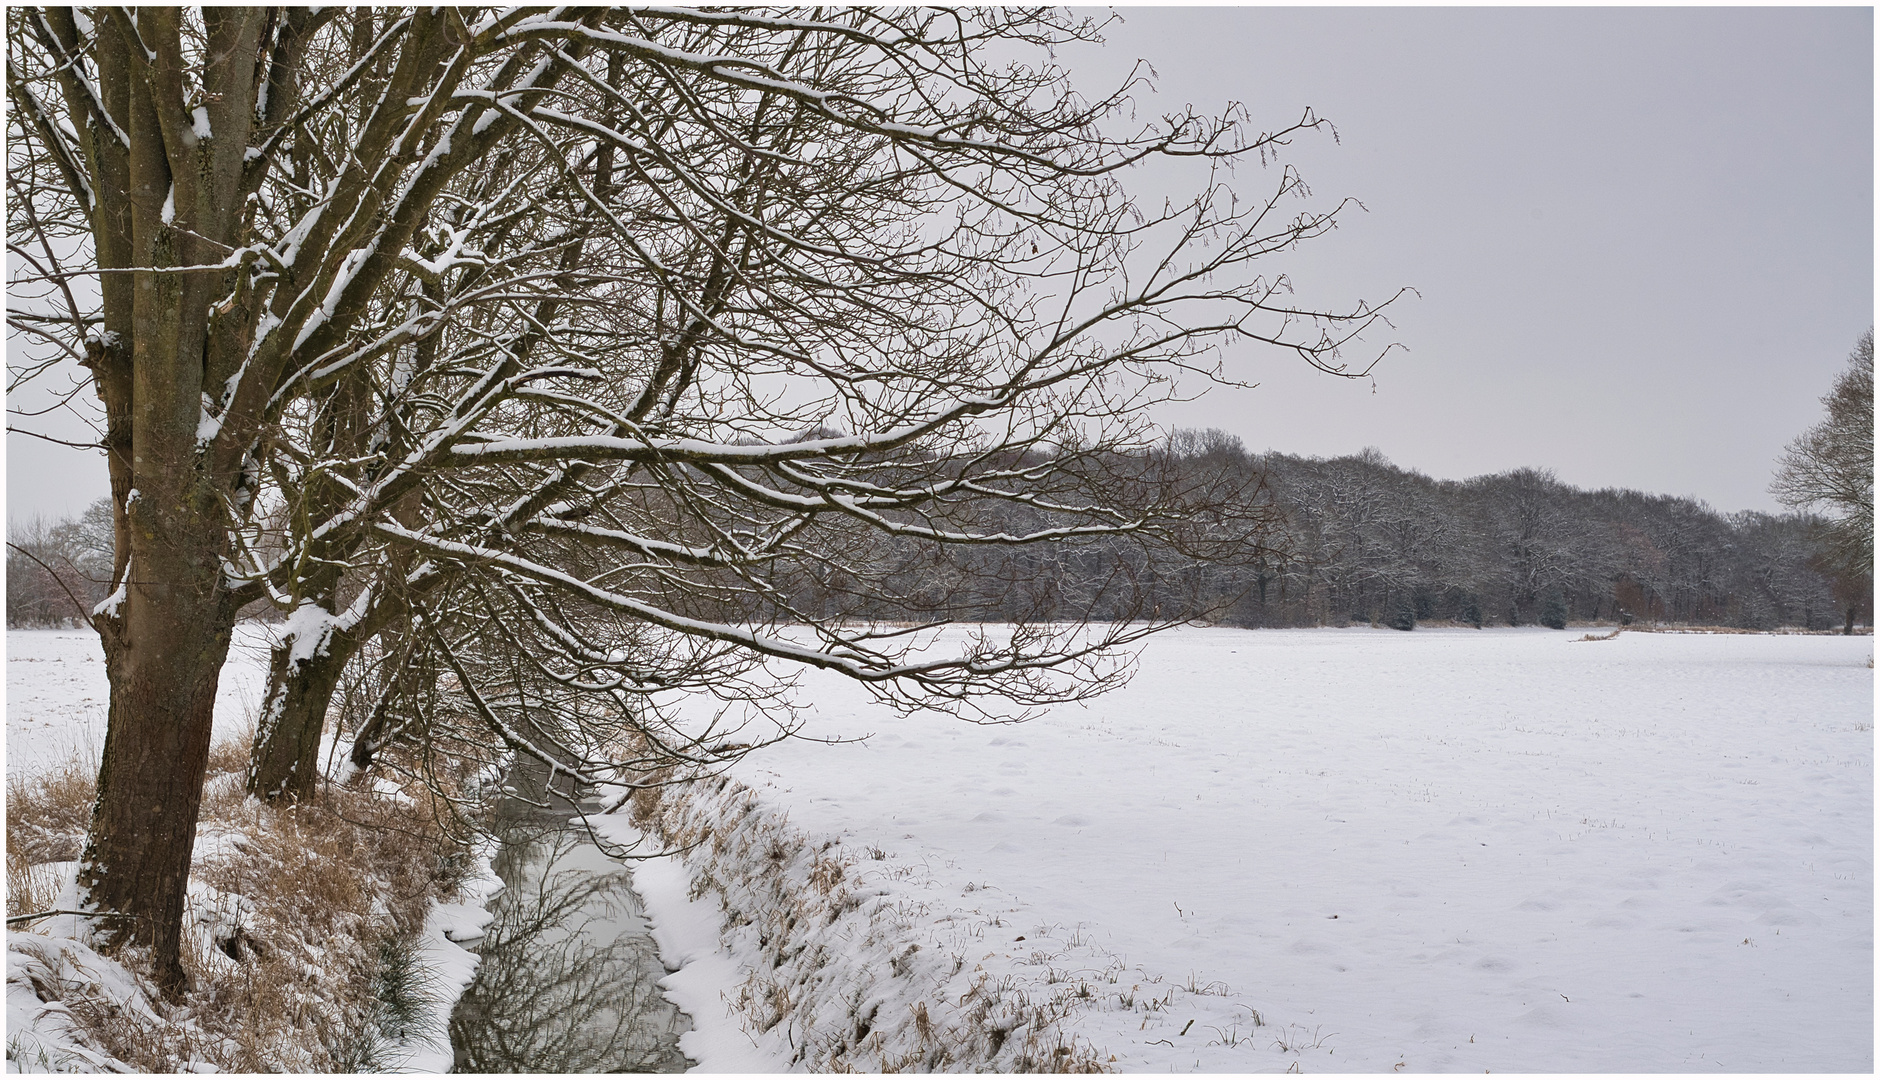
[5,6,1872,522]
[1072,6,1873,514]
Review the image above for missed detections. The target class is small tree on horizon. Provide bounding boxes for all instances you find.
[1772,330,1874,634]
[1539,588,1568,630]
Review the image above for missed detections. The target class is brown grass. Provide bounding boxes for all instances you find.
[8,736,465,1072]
[205,723,253,778]
[5,751,98,868]
[5,851,65,920]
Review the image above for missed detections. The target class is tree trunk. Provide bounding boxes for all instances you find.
[349,633,425,775]
[248,640,348,803]
[66,8,269,994]
[251,582,425,798]
[77,505,236,996]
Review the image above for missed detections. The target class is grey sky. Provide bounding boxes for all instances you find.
[6,6,1872,522]
[1076,6,1873,513]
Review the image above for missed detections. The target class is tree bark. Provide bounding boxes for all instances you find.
[56,8,268,995]
[250,579,428,799]
[78,497,236,996]
[248,639,349,803]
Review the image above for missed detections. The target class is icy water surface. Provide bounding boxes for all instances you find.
[449,770,692,1073]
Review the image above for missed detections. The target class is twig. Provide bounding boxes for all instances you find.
[4,541,96,622]
[7,909,145,926]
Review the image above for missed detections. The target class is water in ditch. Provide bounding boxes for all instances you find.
[448,765,693,1073]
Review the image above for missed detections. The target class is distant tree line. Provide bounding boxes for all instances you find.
[1232,441,1860,632]
[11,437,1863,635]
[754,430,1867,634]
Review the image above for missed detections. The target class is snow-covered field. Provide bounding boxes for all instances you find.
[7,627,272,775]
[659,626,1873,1072]
[9,625,1872,1073]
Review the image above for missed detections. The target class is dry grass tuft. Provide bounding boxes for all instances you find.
[6,852,66,920]
[6,750,98,867]
[204,723,254,779]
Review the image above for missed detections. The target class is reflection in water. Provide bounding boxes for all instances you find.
[449,787,692,1073]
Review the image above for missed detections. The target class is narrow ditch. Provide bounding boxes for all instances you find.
[448,763,693,1073]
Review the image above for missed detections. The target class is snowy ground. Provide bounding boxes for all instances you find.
[9,625,1871,1073]
[657,626,1873,1072]
[6,626,272,775]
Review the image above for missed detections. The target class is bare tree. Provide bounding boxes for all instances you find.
[7,7,1396,990]
[1772,330,1874,632]
[6,498,114,627]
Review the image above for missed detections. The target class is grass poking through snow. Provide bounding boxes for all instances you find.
[631,775,1134,1072]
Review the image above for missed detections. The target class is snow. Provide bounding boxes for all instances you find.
[7,931,153,1072]
[9,623,1867,1072]
[292,242,378,352]
[7,864,167,1073]
[90,498,138,618]
[279,599,338,667]
[592,823,782,1073]
[196,393,223,446]
[6,627,269,776]
[387,875,501,1073]
[630,625,1873,1072]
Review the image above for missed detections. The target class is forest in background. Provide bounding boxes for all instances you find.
[13,432,1864,635]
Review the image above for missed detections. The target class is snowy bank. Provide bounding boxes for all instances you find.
[385,856,501,1073]
[607,775,1198,1072]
